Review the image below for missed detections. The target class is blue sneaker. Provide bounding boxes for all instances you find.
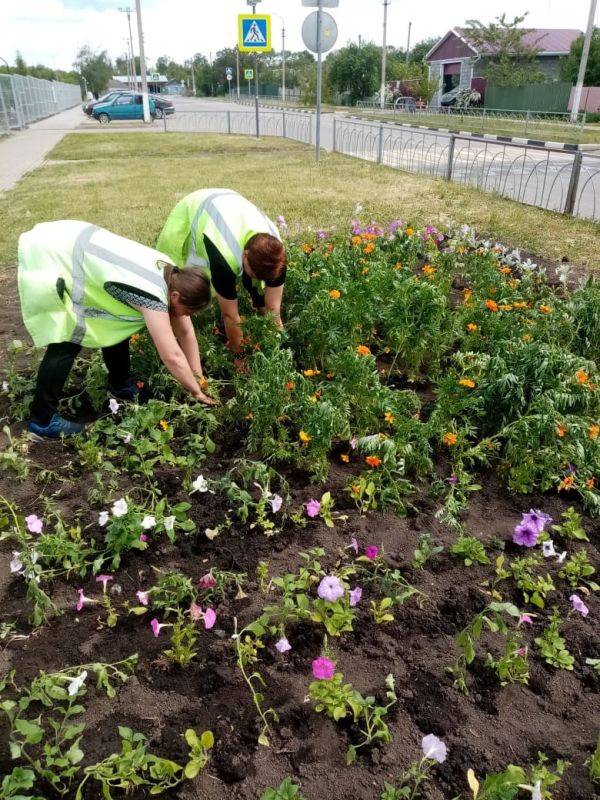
[28,413,85,442]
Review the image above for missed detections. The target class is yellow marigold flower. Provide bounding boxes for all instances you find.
[363,243,375,255]
[499,304,512,311]
[159,419,169,431]
[198,376,208,389]
[522,334,533,342]
[365,455,382,467]
[362,267,370,275]
[245,413,254,420]
[513,301,527,309]
[405,227,414,236]
[299,430,311,443]
[301,243,313,254]
[589,424,600,440]
[467,323,478,333]
[351,235,362,246]
[463,288,473,303]
[422,264,436,276]
[539,304,553,314]
[303,369,321,377]
[556,424,567,438]
[458,379,476,389]
[576,368,589,385]
[384,411,394,424]
[499,266,512,275]
[508,279,520,289]
[558,474,575,491]
[395,262,403,270]
[340,453,350,463]
[442,432,458,446]
[351,484,361,495]
[308,393,319,403]
[329,289,341,299]
[356,345,371,357]
[485,299,499,312]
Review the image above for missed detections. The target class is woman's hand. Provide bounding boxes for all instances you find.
[196,389,218,406]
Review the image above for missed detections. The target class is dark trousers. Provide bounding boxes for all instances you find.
[30,339,131,425]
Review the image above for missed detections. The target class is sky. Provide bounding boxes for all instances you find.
[1,0,598,72]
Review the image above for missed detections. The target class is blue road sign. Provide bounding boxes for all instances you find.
[238,15,272,52]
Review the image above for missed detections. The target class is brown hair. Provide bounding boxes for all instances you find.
[161,262,211,313]
[245,234,286,282]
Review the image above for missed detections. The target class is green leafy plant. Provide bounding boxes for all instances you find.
[260,777,307,800]
[551,507,589,541]
[558,549,598,589]
[586,737,600,786]
[450,534,490,566]
[534,608,574,670]
[411,533,443,569]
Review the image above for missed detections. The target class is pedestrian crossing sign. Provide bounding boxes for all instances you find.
[238,14,272,52]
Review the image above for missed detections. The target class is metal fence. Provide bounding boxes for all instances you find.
[0,73,81,133]
[333,117,600,222]
[163,107,313,145]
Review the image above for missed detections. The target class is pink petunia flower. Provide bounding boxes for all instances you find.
[151,618,168,638]
[570,594,589,617]
[312,657,335,680]
[306,499,321,518]
[203,608,217,629]
[199,573,217,590]
[519,614,533,626]
[25,514,43,534]
[139,533,148,543]
[275,637,291,653]
[136,590,149,606]
[95,574,113,592]
[270,494,283,513]
[364,545,379,560]
[317,575,344,602]
[349,586,362,607]
[75,588,93,612]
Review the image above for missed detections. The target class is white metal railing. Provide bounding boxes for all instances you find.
[0,74,81,132]
[163,107,313,145]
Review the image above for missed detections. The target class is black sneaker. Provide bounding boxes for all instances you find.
[108,378,150,404]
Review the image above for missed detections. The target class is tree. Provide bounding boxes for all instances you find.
[408,37,440,64]
[327,43,380,104]
[15,51,28,75]
[561,28,600,85]
[115,55,141,76]
[463,13,545,87]
[73,46,113,95]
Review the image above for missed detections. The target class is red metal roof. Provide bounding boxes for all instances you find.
[456,27,582,55]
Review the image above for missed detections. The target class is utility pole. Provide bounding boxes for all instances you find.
[119,8,136,89]
[273,13,286,104]
[380,0,390,109]
[134,0,150,121]
[570,0,597,122]
[406,21,412,62]
[235,45,240,99]
[190,60,196,95]
[316,0,323,162]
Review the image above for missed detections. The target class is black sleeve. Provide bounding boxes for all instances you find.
[204,235,237,300]
[265,266,287,289]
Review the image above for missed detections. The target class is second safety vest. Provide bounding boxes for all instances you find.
[156,189,281,280]
[18,220,170,349]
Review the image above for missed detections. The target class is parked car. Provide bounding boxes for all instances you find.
[150,94,175,118]
[83,90,127,116]
[92,93,156,124]
[440,87,460,107]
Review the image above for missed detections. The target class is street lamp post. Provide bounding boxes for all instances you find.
[134,0,151,122]
[272,12,286,104]
[571,0,597,122]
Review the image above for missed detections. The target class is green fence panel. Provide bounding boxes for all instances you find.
[484,82,572,112]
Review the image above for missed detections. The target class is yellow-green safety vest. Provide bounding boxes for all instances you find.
[18,220,170,349]
[156,189,280,285]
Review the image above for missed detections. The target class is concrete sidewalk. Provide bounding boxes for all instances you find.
[0,105,83,193]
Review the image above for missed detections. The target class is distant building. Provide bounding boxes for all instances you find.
[108,73,169,93]
[425,28,582,107]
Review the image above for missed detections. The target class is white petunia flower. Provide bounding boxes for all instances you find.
[542,540,556,558]
[67,670,88,697]
[191,474,208,494]
[98,511,109,526]
[164,516,175,532]
[108,398,120,414]
[141,515,156,530]
[10,551,23,574]
[111,498,128,518]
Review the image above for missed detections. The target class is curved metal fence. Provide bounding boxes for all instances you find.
[164,108,312,145]
[333,117,600,222]
[0,74,81,132]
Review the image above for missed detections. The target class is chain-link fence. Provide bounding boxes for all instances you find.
[0,74,82,133]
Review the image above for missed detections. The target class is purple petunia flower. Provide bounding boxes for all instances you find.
[275,637,291,653]
[312,657,335,680]
[270,494,283,513]
[317,575,344,602]
[364,545,379,560]
[521,509,552,534]
[570,594,589,617]
[349,586,362,607]
[421,733,447,763]
[25,514,43,534]
[306,499,321,518]
[513,522,539,547]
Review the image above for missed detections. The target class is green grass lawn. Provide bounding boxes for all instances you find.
[0,132,598,272]
[351,109,600,145]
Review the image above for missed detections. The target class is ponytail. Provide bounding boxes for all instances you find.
[159,261,211,314]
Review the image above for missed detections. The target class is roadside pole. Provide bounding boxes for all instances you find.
[134,0,151,122]
[315,0,323,162]
[236,46,240,99]
[380,0,389,109]
[570,0,597,122]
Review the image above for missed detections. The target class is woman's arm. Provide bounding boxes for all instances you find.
[262,284,284,330]
[140,308,214,404]
[216,294,244,354]
[170,314,203,376]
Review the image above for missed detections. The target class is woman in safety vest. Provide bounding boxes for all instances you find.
[157,189,286,354]
[18,220,215,441]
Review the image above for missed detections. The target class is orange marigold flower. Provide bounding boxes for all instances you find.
[159,419,169,431]
[329,289,341,299]
[522,334,533,342]
[365,455,382,468]
[131,334,140,344]
[442,432,458,446]
[539,304,553,314]
[467,323,478,333]
[499,266,511,275]
[422,264,436,276]
[285,380,295,391]
[299,430,311,443]
[558,474,575,491]
[363,243,375,255]
[586,477,596,489]
[589,424,600,440]
[136,380,146,389]
[362,267,370,275]
[556,424,567,438]
[384,411,395,424]
[245,413,254,420]
[303,368,321,377]
[356,345,371,357]
[576,368,589,385]
[351,484,361,495]
[485,299,499,312]
[351,235,362,246]
[458,378,476,389]
[301,243,313,254]
[341,453,350,463]
[395,262,403,270]
[405,227,414,236]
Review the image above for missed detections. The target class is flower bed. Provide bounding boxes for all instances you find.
[0,215,599,800]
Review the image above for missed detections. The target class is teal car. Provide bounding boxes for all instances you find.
[92,92,156,124]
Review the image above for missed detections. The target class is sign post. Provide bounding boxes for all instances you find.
[244,68,254,98]
[302,2,338,163]
[226,67,233,98]
[239,2,271,137]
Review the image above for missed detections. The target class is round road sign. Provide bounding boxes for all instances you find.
[301,10,338,54]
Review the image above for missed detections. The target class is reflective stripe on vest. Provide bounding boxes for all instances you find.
[190,189,239,266]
